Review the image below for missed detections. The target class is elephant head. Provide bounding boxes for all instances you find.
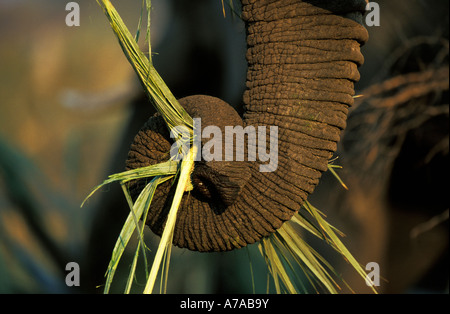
[125,0,369,252]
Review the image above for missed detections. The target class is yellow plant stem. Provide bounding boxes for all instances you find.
[143,144,197,294]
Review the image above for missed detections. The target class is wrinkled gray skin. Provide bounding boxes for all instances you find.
[126,0,369,252]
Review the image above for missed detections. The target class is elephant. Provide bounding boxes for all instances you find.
[125,0,370,252]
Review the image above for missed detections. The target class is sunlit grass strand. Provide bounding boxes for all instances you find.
[143,145,197,294]
[97,0,193,134]
[121,182,149,276]
[304,201,377,294]
[81,161,178,207]
[103,180,154,293]
[103,176,170,293]
[259,237,297,294]
[277,225,339,293]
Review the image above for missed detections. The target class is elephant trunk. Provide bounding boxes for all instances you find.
[239,0,369,231]
[125,0,369,252]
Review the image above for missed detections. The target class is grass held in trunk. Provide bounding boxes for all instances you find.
[83,0,377,294]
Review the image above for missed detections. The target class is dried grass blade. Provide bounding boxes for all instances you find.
[304,201,378,293]
[258,237,297,294]
[97,0,193,133]
[327,164,349,190]
[81,161,177,207]
[103,178,160,293]
[143,145,197,294]
[277,225,339,294]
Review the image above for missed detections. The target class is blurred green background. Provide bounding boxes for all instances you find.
[0,0,448,293]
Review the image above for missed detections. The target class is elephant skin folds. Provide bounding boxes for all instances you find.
[126,0,368,252]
